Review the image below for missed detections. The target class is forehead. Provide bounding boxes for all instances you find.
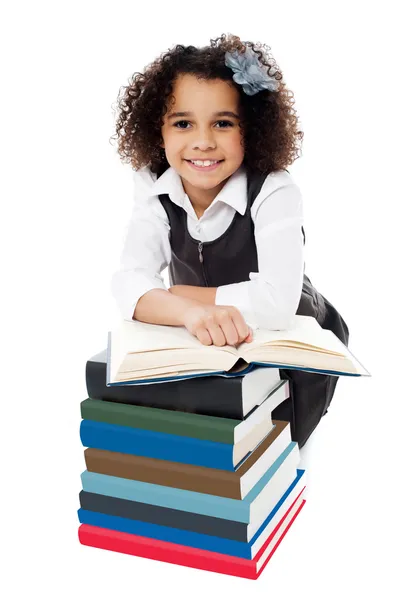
[167,73,240,110]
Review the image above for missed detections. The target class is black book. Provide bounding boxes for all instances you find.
[79,490,249,542]
[86,350,293,421]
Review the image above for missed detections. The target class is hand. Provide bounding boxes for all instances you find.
[182,304,253,347]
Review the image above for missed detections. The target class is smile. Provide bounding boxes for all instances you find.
[185,159,224,172]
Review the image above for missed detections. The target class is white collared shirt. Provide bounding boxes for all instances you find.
[111,163,305,330]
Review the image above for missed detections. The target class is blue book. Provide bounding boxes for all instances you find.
[77,468,306,559]
[80,418,273,470]
[81,441,299,524]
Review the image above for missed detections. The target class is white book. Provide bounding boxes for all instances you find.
[107,314,371,385]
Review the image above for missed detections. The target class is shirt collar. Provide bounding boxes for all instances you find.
[145,163,248,216]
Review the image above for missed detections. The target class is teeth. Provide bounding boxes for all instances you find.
[190,160,219,167]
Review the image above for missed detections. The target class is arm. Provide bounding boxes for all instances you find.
[169,285,217,305]
[110,189,251,343]
[134,289,203,326]
[135,289,252,346]
[110,189,174,322]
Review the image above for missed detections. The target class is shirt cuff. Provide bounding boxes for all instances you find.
[247,272,298,330]
[111,271,167,322]
[215,282,259,329]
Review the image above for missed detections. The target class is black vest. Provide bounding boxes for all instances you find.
[158,168,318,317]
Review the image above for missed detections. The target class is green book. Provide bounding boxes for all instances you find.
[81,379,289,447]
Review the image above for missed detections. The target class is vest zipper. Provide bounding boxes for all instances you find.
[197,242,209,286]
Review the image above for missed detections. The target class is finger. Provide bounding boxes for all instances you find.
[217,312,240,346]
[195,327,213,346]
[244,327,253,343]
[205,320,227,347]
[229,310,249,341]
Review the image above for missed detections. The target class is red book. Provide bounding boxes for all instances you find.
[78,493,305,579]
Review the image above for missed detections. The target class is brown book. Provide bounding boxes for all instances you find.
[84,420,291,500]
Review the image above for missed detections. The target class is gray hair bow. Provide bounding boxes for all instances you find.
[225,46,280,96]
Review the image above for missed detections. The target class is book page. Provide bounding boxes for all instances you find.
[113,320,240,355]
[115,367,238,385]
[113,363,217,381]
[109,319,240,383]
[246,346,352,373]
[238,317,370,376]
[239,315,346,355]
[270,340,342,356]
[120,348,236,372]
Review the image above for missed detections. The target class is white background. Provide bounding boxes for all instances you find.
[2,1,398,598]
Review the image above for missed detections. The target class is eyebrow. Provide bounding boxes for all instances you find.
[167,111,240,120]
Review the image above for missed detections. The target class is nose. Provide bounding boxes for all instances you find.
[192,128,217,151]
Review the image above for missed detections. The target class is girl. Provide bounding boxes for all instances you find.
[110,33,350,448]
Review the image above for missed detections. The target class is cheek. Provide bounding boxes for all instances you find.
[164,134,183,151]
[231,132,245,155]
[231,128,244,143]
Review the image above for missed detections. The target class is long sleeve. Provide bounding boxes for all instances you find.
[215,182,305,330]
[110,188,172,321]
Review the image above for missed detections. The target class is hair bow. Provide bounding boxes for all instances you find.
[225,46,280,96]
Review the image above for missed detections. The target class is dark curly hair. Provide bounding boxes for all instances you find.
[110,33,304,176]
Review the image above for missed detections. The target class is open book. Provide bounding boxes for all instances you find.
[106,315,370,386]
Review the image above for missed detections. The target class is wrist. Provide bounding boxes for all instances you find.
[171,293,204,326]
[134,288,203,327]
[169,284,216,305]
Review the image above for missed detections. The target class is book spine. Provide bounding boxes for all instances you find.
[86,360,245,419]
[80,420,235,471]
[84,448,241,499]
[78,509,253,558]
[80,469,250,521]
[80,398,237,444]
[79,491,250,542]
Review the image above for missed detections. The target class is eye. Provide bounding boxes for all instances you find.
[173,120,190,129]
[173,120,234,129]
[216,121,234,128]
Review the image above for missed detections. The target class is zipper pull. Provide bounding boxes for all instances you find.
[198,242,203,263]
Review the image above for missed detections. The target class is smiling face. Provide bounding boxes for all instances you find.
[160,73,245,209]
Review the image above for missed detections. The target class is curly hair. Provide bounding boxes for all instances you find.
[110,33,304,176]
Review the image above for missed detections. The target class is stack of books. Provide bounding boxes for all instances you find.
[78,315,370,578]
[78,353,307,579]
